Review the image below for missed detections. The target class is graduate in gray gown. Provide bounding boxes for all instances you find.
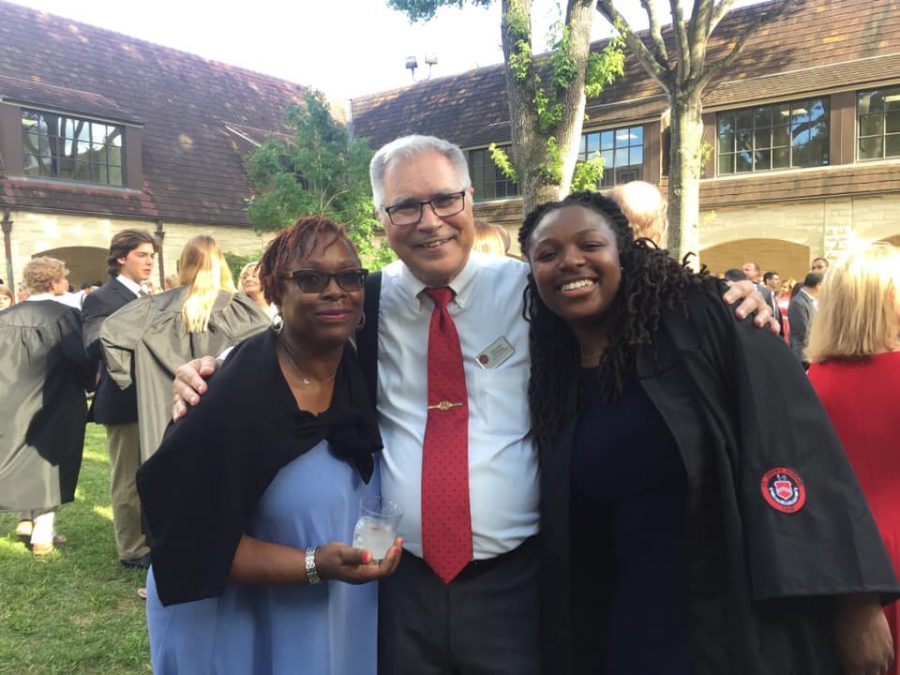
[100,235,270,461]
[0,257,93,554]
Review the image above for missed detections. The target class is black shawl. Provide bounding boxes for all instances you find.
[136,328,382,606]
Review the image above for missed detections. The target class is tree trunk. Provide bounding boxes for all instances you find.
[553,0,596,207]
[667,90,704,266]
[501,0,596,216]
[501,0,547,214]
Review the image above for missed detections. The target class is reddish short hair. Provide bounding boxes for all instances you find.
[257,216,359,307]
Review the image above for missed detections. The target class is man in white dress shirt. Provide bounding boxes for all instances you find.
[172,135,773,674]
[367,136,540,673]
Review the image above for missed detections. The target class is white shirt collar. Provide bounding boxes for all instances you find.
[116,274,143,296]
[26,292,55,302]
[395,252,478,310]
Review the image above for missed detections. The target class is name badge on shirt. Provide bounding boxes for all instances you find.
[475,337,515,369]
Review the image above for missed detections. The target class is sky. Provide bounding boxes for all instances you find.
[7,0,763,102]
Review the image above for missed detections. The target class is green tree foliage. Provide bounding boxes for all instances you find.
[246,90,394,269]
[223,250,260,284]
[388,0,624,212]
[571,153,605,192]
[388,0,492,21]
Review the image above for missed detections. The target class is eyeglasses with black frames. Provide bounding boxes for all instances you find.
[384,190,467,227]
[282,268,369,294]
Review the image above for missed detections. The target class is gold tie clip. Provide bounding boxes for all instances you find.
[427,400,463,411]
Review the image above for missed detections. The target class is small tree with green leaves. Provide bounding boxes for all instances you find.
[246,90,394,269]
[388,0,624,215]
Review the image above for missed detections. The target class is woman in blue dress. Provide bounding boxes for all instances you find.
[137,216,402,675]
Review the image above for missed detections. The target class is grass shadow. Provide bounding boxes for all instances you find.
[0,424,151,674]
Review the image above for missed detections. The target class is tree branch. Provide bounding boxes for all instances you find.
[698,0,791,89]
[670,0,692,84]
[598,0,673,91]
[686,0,712,80]
[640,0,669,66]
[708,0,736,35]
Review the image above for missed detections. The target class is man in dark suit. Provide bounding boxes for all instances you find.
[82,229,158,568]
[788,272,823,370]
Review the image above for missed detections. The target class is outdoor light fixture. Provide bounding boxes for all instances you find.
[425,52,438,79]
[405,56,418,80]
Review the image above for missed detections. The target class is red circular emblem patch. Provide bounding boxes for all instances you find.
[761,467,806,513]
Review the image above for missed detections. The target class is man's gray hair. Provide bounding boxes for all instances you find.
[370,135,471,210]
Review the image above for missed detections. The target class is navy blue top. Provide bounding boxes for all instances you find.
[569,371,690,674]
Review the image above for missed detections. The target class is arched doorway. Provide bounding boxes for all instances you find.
[701,238,810,283]
[37,246,107,290]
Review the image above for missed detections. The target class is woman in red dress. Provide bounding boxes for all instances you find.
[808,242,900,673]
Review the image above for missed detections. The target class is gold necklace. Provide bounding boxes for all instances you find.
[580,348,606,364]
[279,338,338,386]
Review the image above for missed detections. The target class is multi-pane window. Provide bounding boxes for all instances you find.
[717,98,829,175]
[468,147,519,201]
[22,109,124,186]
[858,87,900,160]
[579,126,644,187]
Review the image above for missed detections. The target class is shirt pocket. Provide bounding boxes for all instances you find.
[470,365,530,438]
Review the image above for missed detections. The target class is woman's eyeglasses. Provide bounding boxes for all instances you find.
[283,268,369,293]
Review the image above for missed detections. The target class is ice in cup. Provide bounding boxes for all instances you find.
[352,496,403,562]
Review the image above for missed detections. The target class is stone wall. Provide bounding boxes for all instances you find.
[3,210,272,289]
[699,193,900,279]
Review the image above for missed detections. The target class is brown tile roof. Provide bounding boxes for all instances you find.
[0,1,308,225]
[704,53,900,109]
[0,74,142,124]
[351,0,900,150]
[0,176,159,218]
[350,64,512,150]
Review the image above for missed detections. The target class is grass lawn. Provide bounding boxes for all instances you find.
[0,424,151,674]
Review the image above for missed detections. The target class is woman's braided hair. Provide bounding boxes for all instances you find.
[518,190,707,450]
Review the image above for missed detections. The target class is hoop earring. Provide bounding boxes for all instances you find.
[356,311,367,332]
[272,314,284,335]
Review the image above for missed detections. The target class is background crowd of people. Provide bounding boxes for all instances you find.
[0,134,898,675]
[0,231,272,580]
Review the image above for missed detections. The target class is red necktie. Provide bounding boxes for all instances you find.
[421,286,472,583]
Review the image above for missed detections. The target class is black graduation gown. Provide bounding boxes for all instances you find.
[0,300,93,511]
[539,282,899,675]
[99,287,270,460]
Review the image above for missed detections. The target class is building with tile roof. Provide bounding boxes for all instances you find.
[350,0,900,278]
[0,0,311,288]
